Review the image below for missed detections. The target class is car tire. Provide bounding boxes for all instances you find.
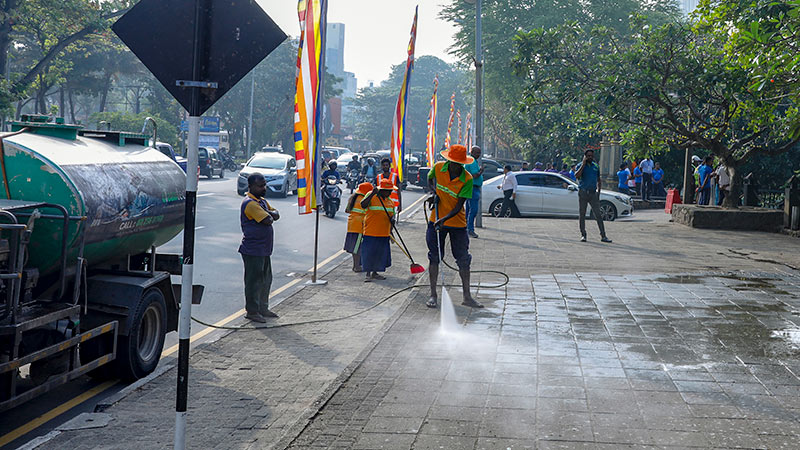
[489,199,511,218]
[219,169,225,179]
[278,182,288,198]
[237,189,245,196]
[597,201,617,222]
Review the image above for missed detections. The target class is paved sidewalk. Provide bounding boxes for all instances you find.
[35,261,423,449]
[29,209,800,449]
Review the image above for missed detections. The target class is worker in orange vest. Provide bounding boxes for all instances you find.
[344,182,373,273]
[378,157,401,213]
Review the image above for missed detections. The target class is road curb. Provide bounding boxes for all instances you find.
[270,279,421,450]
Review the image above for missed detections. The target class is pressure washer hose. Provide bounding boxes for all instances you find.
[191,196,510,331]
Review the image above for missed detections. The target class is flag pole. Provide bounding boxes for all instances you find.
[310,0,328,285]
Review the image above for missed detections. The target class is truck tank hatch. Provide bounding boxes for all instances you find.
[77,129,149,147]
[10,115,82,140]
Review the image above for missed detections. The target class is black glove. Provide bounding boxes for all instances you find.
[426,194,439,206]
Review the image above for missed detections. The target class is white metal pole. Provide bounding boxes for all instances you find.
[174,115,199,450]
[247,74,255,159]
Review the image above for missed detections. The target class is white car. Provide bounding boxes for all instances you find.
[238,153,298,198]
[482,171,633,221]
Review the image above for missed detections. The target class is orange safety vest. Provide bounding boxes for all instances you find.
[346,194,367,234]
[377,172,400,209]
[363,193,394,237]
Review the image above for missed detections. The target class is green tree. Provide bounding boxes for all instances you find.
[512,18,800,206]
[89,110,178,147]
[353,55,469,151]
[440,0,680,162]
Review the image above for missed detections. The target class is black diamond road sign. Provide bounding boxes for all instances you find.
[113,0,287,116]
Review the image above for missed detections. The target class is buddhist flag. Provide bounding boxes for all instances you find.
[444,93,455,148]
[294,0,327,214]
[389,6,418,183]
[464,112,472,149]
[425,76,438,167]
[456,110,462,144]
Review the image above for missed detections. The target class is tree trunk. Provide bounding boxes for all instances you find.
[68,88,76,123]
[0,0,17,79]
[59,87,64,117]
[98,73,112,112]
[722,164,739,208]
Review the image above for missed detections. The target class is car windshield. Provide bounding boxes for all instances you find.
[248,155,286,170]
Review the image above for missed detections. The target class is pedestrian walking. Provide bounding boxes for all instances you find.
[464,145,484,238]
[239,173,281,323]
[697,156,714,205]
[360,178,396,282]
[716,162,730,205]
[497,165,520,217]
[344,182,373,272]
[617,163,632,195]
[640,157,654,201]
[426,144,482,309]
[575,150,612,243]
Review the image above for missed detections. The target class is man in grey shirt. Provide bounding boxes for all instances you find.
[639,157,654,201]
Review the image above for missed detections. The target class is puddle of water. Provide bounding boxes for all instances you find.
[771,328,800,350]
[653,275,705,284]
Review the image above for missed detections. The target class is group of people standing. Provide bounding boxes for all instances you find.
[616,157,666,200]
[693,155,731,206]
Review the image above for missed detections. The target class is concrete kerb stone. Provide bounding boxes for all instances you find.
[271,282,421,450]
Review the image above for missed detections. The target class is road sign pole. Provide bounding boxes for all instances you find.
[175,115,198,450]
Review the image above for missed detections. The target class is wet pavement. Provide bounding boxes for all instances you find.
[290,272,800,449]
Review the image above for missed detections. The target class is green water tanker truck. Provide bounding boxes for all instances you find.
[0,115,203,411]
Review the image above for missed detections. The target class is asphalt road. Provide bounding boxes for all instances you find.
[0,173,425,449]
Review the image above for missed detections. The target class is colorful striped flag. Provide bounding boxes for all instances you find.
[464,112,472,149]
[456,110,462,144]
[389,7,418,183]
[294,0,327,214]
[444,93,455,148]
[425,76,438,167]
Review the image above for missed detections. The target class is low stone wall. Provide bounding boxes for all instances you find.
[671,204,784,232]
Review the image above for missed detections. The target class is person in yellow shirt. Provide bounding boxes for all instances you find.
[426,144,483,309]
[344,182,373,272]
[359,178,396,282]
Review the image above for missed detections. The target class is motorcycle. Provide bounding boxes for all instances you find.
[321,175,342,218]
[219,149,238,171]
[346,169,361,193]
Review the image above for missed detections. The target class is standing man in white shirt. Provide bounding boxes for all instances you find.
[715,163,731,205]
[497,165,520,217]
[639,157,654,201]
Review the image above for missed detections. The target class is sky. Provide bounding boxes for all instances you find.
[257,1,459,86]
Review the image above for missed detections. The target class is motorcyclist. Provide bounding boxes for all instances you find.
[347,155,361,172]
[362,158,377,184]
[321,161,341,184]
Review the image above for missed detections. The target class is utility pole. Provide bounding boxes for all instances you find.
[473,0,484,228]
[247,73,255,158]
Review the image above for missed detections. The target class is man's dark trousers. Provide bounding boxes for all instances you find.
[499,189,520,217]
[242,254,272,316]
[642,173,652,201]
[578,188,607,238]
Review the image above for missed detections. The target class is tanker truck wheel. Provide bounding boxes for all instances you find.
[117,288,167,381]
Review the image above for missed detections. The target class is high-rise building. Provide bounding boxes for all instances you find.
[680,0,698,15]
[326,23,345,79]
[325,23,358,138]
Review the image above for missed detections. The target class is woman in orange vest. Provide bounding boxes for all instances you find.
[359,178,396,282]
[378,157,401,211]
[343,182,373,272]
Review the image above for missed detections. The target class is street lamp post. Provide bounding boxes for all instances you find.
[466,0,483,228]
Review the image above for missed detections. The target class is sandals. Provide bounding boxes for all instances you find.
[461,298,484,309]
[426,297,438,308]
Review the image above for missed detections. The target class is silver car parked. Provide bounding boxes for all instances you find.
[482,171,633,221]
